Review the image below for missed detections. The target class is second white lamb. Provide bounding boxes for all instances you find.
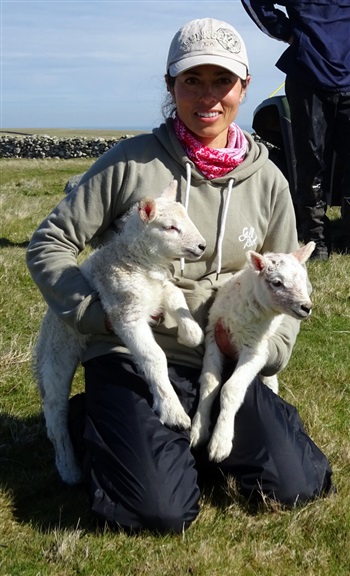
[190,241,315,463]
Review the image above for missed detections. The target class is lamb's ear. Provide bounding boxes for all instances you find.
[160,179,177,202]
[247,250,268,272]
[138,197,157,223]
[292,241,316,264]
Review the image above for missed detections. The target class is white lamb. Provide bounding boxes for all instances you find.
[190,241,315,463]
[34,181,206,485]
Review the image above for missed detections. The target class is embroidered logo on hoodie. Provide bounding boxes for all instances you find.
[239,226,257,249]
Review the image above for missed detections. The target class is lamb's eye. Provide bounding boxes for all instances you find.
[271,279,283,288]
[163,225,180,233]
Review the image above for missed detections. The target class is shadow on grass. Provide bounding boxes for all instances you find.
[0,237,30,249]
[0,411,97,532]
[330,217,349,254]
[1,410,266,537]
[197,469,272,519]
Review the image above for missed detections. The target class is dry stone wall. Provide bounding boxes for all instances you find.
[0,134,133,159]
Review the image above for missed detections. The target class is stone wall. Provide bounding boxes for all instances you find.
[0,134,133,159]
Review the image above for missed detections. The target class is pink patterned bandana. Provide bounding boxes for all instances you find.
[173,115,247,179]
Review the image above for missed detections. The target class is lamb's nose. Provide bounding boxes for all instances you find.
[301,303,312,315]
[198,243,206,253]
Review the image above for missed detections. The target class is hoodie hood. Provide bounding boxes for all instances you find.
[153,119,269,185]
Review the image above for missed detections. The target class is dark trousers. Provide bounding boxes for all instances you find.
[69,353,333,533]
[285,76,350,245]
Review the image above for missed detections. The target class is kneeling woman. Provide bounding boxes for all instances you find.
[26,17,333,532]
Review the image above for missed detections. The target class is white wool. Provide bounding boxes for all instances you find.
[34,181,206,485]
[191,242,315,463]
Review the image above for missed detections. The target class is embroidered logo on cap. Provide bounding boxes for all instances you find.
[182,27,242,55]
[216,28,242,54]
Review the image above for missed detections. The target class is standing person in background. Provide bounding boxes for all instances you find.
[27,18,333,533]
[241,0,350,260]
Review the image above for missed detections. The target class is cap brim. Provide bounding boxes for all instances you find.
[169,55,247,80]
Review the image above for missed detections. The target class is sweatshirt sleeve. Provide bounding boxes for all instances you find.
[261,315,300,376]
[241,1,293,42]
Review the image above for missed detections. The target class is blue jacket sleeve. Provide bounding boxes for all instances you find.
[241,1,293,42]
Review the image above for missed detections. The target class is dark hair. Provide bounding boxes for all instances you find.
[162,72,249,120]
[162,73,177,120]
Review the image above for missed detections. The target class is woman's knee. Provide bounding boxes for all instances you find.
[223,379,333,506]
[89,465,200,533]
[136,484,200,532]
[235,441,333,507]
[265,471,331,507]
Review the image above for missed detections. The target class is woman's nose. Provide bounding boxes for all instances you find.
[198,89,216,103]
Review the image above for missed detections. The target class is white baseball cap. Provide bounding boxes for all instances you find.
[167,18,249,80]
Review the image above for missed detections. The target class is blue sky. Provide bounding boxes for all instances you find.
[1,0,286,130]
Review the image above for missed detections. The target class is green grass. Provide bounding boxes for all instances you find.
[1,157,349,575]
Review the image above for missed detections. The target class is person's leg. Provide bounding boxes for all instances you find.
[70,356,333,525]
[77,354,200,533]
[334,91,350,252]
[285,77,333,259]
[215,375,333,506]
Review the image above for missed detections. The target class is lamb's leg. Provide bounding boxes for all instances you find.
[42,371,82,485]
[115,319,191,429]
[190,331,224,448]
[163,282,204,348]
[208,347,266,463]
[34,313,85,485]
[260,374,279,394]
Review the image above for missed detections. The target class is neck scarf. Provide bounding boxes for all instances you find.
[173,114,247,180]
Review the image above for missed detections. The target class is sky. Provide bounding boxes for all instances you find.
[1,0,287,131]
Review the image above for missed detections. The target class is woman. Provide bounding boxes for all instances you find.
[26,18,333,533]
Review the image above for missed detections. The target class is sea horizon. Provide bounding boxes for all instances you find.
[1,123,254,134]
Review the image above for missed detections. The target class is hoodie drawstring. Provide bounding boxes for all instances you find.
[180,163,192,277]
[180,164,234,281]
[216,178,234,280]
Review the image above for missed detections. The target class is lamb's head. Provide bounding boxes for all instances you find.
[136,180,206,261]
[246,242,316,320]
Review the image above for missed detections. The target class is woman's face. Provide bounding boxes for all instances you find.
[168,64,250,149]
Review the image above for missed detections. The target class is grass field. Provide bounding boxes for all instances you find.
[0,155,349,575]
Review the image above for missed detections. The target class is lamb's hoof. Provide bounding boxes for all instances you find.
[158,406,191,431]
[168,412,191,431]
[57,461,83,486]
[260,374,279,394]
[177,324,204,348]
[208,434,233,463]
[190,413,210,448]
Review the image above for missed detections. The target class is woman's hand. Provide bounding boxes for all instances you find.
[104,311,164,333]
[215,318,239,361]
[105,315,113,333]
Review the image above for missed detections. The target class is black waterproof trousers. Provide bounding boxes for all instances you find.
[285,76,350,249]
[69,353,333,533]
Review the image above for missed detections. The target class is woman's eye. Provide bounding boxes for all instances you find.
[185,77,198,85]
[218,77,232,85]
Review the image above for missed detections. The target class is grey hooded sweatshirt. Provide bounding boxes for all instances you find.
[26,119,302,373]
